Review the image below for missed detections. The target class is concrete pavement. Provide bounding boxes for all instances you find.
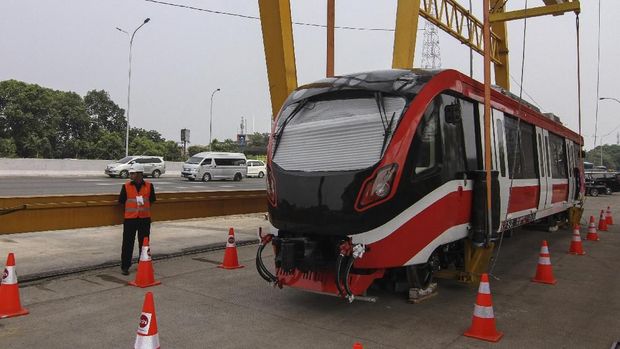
[0,213,267,281]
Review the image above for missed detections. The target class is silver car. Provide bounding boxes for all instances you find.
[105,156,166,178]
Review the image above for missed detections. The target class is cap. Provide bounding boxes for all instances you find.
[129,164,145,173]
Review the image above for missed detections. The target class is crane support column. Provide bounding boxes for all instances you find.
[258,0,298,119]
[490,0,510,90]
[392,0,421,69]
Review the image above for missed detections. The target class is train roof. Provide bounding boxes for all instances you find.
[288,68,581,144]
[289,69,438,103]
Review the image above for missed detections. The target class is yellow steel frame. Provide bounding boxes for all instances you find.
[0,191,266,234]
[392,0,422,69]
[391,0,579,90]
[258,0,298,119]
[419,0,502,64]
[490,1,581,23]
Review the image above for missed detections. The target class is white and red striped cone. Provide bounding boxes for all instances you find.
[134,292,160,349]
[606,206,614,225]
[586,215,600,241]
[598,210,608,232]
[0,253,29,318]
[532,240,557,285]
[568,224,586,256]
[218,228,244,269]
[129,238,161,288]
[463,273,503,342]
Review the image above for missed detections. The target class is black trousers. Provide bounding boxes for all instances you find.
[121,218,151,270]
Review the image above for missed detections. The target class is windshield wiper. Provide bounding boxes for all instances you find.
[374,92,388,132]
[272,99,308,157]
[375,92,396,155]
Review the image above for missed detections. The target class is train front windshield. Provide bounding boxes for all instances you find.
[272,91,407,172]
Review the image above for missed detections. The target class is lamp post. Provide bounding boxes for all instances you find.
[209,88,221,151]
[598,97,620,166]
[116,18,151,157]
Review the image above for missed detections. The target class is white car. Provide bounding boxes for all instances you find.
[105,156,166,178]
[246,160,266,178]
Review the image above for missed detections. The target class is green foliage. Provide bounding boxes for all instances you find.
[188,145,209,156]
[0,79,182,161]
[586,144,620,170]
[0,138,17,157]
[84,90,125,134]
[210,138,240,153]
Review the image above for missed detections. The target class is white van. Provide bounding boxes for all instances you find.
[181,152,247,182]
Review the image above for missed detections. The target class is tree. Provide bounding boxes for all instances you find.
[161,140,183,161]
[210,138,240,153]
[92,131,124,160]
[0,79,182,161]
[248,132,269,147]
[131,128,165,143]
[188,145,209,156]
[84,90,126,134]
[0,138,16,157]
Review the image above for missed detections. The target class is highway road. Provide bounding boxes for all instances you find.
[0,176,266,196]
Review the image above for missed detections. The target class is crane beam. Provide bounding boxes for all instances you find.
[490,2,581,23]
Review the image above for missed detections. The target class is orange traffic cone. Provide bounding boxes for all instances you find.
[606,206,614,225]
[463,273,503,342]
[568,224,586,256]
[353,343,364,349]
[586,216,600,241]
[218,228,244,270]
[134,292,160,349]
[598,210,608,231]
[532,240,557,285]
[0,253,29,318]
[129,238,161,288]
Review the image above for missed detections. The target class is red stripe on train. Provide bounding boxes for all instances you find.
[508,185,539,213]
[552,183,568,203]
[355,190,472,269]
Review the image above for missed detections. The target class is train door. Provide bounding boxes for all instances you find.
[536,127,553,213]
[566,140,575,203]
[491,109,510,230]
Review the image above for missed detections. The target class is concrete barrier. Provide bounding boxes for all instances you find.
[0,158,184,177]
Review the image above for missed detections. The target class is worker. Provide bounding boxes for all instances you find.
[118,164,156,275]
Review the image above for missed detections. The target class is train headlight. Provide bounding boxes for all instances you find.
[356,163,398,209]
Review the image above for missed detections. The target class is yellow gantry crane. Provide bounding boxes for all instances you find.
[258,0,580,117]
[257,0,581,281]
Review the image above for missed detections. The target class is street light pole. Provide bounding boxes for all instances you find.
[116,18,151,157]
[598,97,620,166]
[209,88,221,151]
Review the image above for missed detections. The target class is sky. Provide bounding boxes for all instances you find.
[0,0,618,150]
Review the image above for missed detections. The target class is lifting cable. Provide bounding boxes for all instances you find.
[576,13,587,218]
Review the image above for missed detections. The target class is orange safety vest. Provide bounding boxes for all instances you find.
[124,181,152,219]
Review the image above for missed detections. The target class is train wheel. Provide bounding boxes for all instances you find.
[406,264,433,289]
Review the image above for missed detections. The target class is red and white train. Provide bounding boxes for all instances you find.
[256,69,583,301]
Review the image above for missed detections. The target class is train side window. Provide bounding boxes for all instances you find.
[441,95,466,177]
[460,99,479,170]
[549,133,568,178]
[504,116,537,178]
[495,120,506,177]
[411,97,441,176]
